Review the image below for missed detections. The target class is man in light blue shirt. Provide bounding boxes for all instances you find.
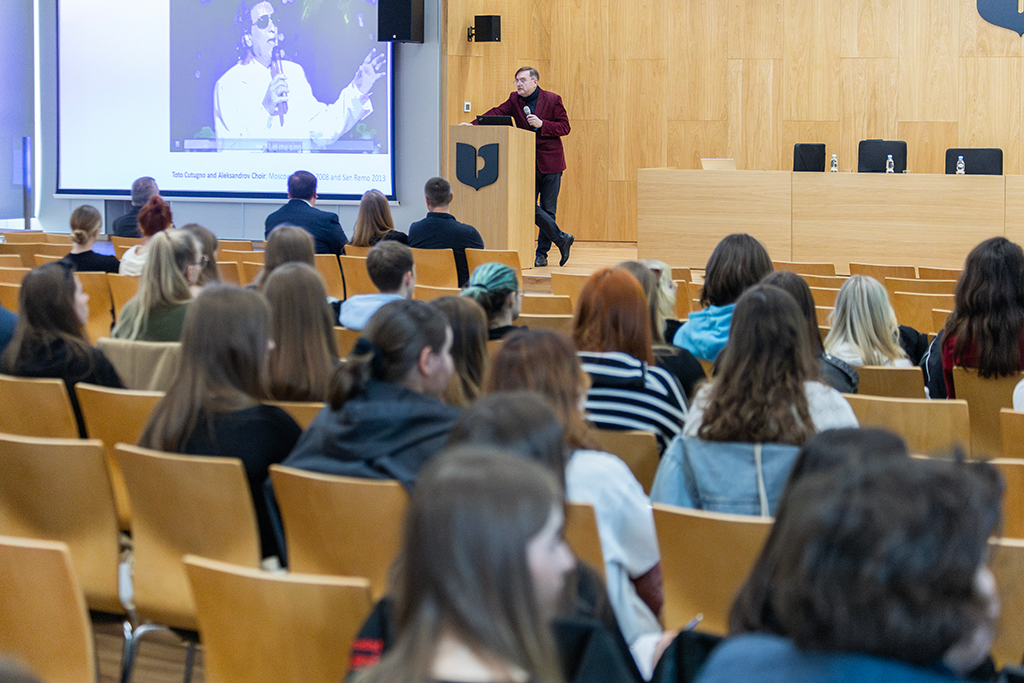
[338,241,415,330]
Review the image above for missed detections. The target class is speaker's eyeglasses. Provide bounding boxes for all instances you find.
[253,13,278,29]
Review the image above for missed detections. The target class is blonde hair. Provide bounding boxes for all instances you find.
[643,259,678,341]
[824,275,907,366]
[69,205,102,245]
[113,230,198,340]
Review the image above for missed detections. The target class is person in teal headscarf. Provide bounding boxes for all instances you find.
[461,262,526,341]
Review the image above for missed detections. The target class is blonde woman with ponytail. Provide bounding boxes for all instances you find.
[62,205,120,273]
[112,230,204,342]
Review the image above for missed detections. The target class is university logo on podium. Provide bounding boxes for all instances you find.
[455,143,499,190]
[978,0,1024,35]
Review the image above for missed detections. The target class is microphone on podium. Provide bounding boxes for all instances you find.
[271,46,288,126]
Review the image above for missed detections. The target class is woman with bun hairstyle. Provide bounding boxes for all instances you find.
[461,262,524,340]
[351,189,408,247]
[118,196,173,276]
[62,205,120,273]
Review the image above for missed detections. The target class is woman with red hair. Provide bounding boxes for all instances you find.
[118,196,174,276]
[573,267,687,452]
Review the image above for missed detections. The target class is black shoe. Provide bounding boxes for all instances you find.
[557,234,574,267]
[534,254,548,268]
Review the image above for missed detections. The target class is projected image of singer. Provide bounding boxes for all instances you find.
[214,1,386,150]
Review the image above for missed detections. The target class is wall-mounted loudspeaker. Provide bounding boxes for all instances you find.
[379,0,423,43]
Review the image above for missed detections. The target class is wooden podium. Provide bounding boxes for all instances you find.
[447,125,535,267]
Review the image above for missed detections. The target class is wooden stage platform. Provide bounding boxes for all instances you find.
[522,241,639,293]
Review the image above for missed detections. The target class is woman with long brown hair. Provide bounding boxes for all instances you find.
[351,189,408,247]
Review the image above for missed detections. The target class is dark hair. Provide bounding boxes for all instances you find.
[424,177,452,209]
[180,223,220,286]
[429,296,487,407]
[461,262,520,324]
[130,177,158,207]
[516,66,540,81]
[735,456,1002,672]
[760,270,823,354]
[945,237,1024,378]
[358,449,565,683]
[447,391,568,487]
[572,268,654,364]
[352,190,396,247]
[287,170,317,201]
[698,284,820,444]
[137,196,172,238]
[366,241,414,293]
[730,427,911,635]
[701,234,773,307]
[69,205,102,245]
[139,286,271,451]
[328,299,449,408]
[260,225,315,288]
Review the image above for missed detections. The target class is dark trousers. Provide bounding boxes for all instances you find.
[535,170,565,256]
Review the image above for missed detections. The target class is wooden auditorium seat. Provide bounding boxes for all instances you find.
[0,374,79,438]
[843,394,969,456]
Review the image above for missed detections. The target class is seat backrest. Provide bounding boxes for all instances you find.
[344,244,371,257]
[550,271,592,309]
[918,266,961,280]
[0,373,79,438]
[883,277,956,299]
[521,294,573,315]
[857,139,907,173]
[1001,409,1024,460]
[75,383,165,530]
[338,255,376,298]
[0,266,29,284]
[334,326,362,357]
[652,504,772,634]
[989,460,1024,539]
[0,536,96,683]
[673,282,691,319]
[945,148,1003,175]
[110,236,144,249]
[0,253,22,267]
[269,465,408,600]
[854,365,926,399]
[76,271,114,343]
[184,555,373,683]
[264,400,326,430]
[0,230,44,242]
[807,286,838,308]
[564,502,605,582]
[770,260,837,277]
[848,262,916,281]
[465,248,523,280]
[33,253,64,267]
[0,434,122,615]
[115,444,262,630]
[314,253,346,300]
[218,239,254,251]
[516,313,574,335]
[589,428,660,495]
[891,291,955,334]
[843,394,969,456]
[0,282,19,313]
[94,337,181,391]
[952,367,1024,458]
[671,266,692,283]
[409,247,459,288]
[106,272,139,318]
[989,537,1024,668]
[793,143,826,172]
[413,284,461,301]
[241,261,263,285]
[217,261,242,286]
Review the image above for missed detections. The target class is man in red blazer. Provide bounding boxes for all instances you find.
[480,67,574,267]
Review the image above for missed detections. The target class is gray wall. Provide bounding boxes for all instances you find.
[34,0,442,241]
[0,2,35,220]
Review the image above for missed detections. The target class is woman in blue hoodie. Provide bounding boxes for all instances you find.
[673,233,773,362]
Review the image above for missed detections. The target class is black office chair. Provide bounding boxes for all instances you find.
[945,148,1003,175]
[857,139,907,173]
[793,143,826,172]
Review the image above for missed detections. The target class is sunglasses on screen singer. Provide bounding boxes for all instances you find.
[253,14,278,29]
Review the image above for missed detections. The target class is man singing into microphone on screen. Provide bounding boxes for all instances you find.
[214,1,386,150]
[475,66,573,267]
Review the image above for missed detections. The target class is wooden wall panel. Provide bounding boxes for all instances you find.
[608,60,668,182]
[959,58,1021,174]
[898,0,959,122]
[550,0,609,121]
[667,121,729,169]
[561,120,609,238]
[667,0,728,121]
[609,0,667,60]
[840,0,899,58]
[605,181,638,243]
[783,0,840,121]
[960,0,1023,58]
[728,60,783,170]
[839,58,899,171]
[778,122,841,170]
[898,121,959,174]
[728,0,784,59]
[517,0,552,61]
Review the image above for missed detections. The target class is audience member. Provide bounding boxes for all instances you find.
[1,262,122,435]
[351,189,408,246]
[673,233,773,362]
[352,449,572,683]
[943,236,1024,398]
[761,270,857,393]
[138,286,301,558]
[263,263,339,402]
[119,196,174,276]
[180,223,221,286]
[618,260,706,400]
[338,241,414,330]
[573,268,687,452]
[111,176,158,238]
[825,275,911,368]
[429,296,488,408]
[0,306,15,356]
[253,224,316,289]
[112,230,203,342]
[264,170,348,255]
[641,259,683,342]
[407,177,484,287]
[698,456,1002,683]
[62,205,119,273]
[484,329,666,674]
[461,262,524,340]
[282,299,461,488]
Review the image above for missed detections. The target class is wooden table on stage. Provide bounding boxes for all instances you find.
[638,169,1012,270]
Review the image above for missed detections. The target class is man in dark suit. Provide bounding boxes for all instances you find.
[265,170,348,255]
[478,66,574,268]
[407,177,484,287]
[111,177,159,238]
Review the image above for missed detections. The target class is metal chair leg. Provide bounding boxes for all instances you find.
[182,642,196,683]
